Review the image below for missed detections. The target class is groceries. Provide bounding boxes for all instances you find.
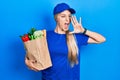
[20,28,52,71]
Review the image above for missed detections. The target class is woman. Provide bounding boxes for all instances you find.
[25,3,106,80]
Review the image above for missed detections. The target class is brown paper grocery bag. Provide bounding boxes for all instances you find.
[24,30,52,71]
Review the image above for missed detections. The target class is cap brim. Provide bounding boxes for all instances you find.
[68,8,76,14]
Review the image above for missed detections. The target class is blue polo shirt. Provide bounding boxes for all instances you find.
[41,31,89,80]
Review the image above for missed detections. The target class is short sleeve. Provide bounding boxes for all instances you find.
[75,33,89,47]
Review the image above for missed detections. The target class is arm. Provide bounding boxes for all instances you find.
[83,29,106,44]
[70,16,106,44]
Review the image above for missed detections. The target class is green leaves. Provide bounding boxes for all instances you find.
[28,27,37,40]
[20,28,44,42]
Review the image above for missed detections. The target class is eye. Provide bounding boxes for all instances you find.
[61,15,65,18]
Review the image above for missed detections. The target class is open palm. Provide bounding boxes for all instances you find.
[70,16,85,33]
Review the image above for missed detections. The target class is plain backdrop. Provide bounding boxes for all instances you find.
[0,0,120,80]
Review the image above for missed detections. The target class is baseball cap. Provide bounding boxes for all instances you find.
[53,3,76,15]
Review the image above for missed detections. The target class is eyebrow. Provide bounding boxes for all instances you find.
[60,13,71,16]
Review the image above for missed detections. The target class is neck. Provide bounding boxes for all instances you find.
[54,25,66,34]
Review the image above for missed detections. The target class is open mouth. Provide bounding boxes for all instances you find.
[64,23,69,29]
[64,23,69,26]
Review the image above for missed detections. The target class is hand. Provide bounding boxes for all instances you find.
[70,15,85,34]
[25,57,39,71]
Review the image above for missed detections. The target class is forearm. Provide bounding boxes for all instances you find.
[84,29,106,43]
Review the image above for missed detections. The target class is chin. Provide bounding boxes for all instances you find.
[63,28,69,32]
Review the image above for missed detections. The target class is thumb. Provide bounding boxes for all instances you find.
[69,31,75,34]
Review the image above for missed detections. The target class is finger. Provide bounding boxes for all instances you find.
[79,17,82,24]
[69,31,75,34]
[71,16,76,26]
[74,16,78,24]
[71,16,75,25]
[73,15,78,24]
[31,67,39,71]
[28,66,39,71]
[29,62,39,71]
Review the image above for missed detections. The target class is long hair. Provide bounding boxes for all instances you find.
[66,31,79,67]
[54,15,79,67]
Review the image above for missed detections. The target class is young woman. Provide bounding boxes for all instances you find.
[25,3,106,80]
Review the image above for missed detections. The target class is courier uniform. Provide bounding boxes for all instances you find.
[41,31,89,80]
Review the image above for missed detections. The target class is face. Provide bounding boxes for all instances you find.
[55,10,71,32]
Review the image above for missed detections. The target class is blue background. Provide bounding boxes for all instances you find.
[0,0,120,80]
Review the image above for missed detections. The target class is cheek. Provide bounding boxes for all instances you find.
[57,19,65,25]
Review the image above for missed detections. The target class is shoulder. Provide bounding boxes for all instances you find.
[46,30,57,39]
[46,30,54,36]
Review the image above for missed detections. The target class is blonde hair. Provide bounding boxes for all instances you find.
[54,15,79,67]
[66,31,79,67]
[54,14,58,22]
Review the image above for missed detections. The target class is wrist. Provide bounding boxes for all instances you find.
[82,28,87,34]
